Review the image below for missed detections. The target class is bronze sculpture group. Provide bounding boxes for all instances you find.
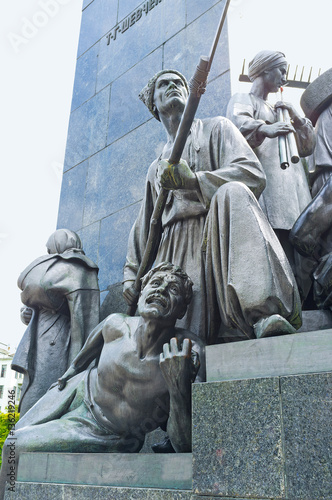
[1,47,331,497]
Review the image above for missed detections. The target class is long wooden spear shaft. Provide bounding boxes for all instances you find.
[127,0,231,315]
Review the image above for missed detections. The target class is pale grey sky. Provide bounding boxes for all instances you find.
[0,0,330,349]
[1,0,83,349]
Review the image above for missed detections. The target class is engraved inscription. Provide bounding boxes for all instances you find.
[106,0,163,44]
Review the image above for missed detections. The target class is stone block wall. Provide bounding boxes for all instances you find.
[56,0,231,306]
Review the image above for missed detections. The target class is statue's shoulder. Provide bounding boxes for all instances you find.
[200,115,243,137]
[103,313,137,340]
[198,115,232,134]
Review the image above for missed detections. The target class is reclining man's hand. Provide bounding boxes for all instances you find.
[160,338,199,396]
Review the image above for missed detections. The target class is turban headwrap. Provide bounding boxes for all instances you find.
[139,69,189,121]
[248,50,287,82]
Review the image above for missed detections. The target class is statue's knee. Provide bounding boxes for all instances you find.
[214,181,251,204]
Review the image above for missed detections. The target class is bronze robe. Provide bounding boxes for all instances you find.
[226,93,313,230]
[13,250,100,415]
[124,117,301,343]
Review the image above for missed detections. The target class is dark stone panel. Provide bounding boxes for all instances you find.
[83,119,165,226]
[197,72,231,119]
[62,486,193,499]
[98,203,141,289]
[107,49,162,144]
[192,379,285,499]
[186,0,222,25]
[4,483,64,500]
[163,5,230,84]
[5,483,193,500]
[100,290,108,306]
[57,161,88,231]
[118,0,140,21]
[100,282,127,319]
[79,221,100,265]
[97,0,186,90]
[281,372,332,500]
[192,497,269,500]
[71,44,99,112]
[64,86,111,171]
[77,0,118,57]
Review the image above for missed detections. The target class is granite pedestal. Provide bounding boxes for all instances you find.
[4,330,331,500]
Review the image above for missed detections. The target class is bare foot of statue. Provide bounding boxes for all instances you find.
[254,314,297,339]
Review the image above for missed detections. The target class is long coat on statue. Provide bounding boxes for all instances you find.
[13,249,100,415]
[124,117,301,344]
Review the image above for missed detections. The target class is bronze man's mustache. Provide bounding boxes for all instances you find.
[146,293,168,307]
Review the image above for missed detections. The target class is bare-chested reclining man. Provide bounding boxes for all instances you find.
[0,262,204,499]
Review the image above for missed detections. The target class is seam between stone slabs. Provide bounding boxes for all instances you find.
[77,0,177,61]
[77,217,101,265]
[76,0,225,71]
[74,1,230,111]
[81,155,90,230]
[76,199,143,235]
[96,45,163,97]
[65,70,231,174]
[278,376,288,499]
[64,115,154,175]
[98,199,143,221]
[185,0,225,28]
[208,68,231,85]
[82,1,95,13]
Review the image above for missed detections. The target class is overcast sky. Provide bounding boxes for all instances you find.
[0,0,330,350]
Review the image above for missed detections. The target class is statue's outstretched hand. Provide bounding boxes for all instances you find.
[157,158,198,190]
[20,307,33,326]
[160,338,199,395]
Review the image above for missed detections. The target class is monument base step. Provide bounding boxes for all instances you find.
[4,330,331,500]
[4,482,271,500]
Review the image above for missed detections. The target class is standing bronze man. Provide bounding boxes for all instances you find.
[226,51,315,299]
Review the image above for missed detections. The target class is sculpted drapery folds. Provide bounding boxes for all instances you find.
[124,70,302,344]
[291,99,332,309]
[226,50,315,298]
[12,229,100,416]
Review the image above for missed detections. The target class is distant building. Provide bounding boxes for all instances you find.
[0,343,23,413]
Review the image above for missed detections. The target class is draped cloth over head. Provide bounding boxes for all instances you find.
[139,69,189,121]
[46,228,82,255]
[248,50,287,82]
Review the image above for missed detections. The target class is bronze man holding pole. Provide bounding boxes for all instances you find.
[123,68,302,344]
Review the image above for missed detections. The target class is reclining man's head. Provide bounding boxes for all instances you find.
[138,262,193,324]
